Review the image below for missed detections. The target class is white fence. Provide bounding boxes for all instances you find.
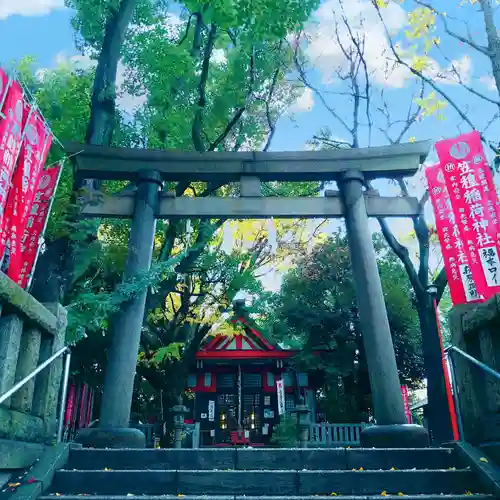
[309,423,366,447]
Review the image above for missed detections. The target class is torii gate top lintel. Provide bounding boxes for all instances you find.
[65,141,431,184]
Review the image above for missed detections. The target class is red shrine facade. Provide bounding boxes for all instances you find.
[184,317,317,447]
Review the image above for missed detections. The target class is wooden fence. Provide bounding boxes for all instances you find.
[309,423,366,447]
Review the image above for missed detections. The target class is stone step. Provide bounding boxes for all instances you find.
[66,448,458,471]
[39,495,495,500]
[49,469,480,496]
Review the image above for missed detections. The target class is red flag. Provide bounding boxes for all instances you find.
[0,81,25,256]
[436,132,500,301]
[400,385,412,424]
[6,109,52,285]
[426,164,481,305]
[15,165,60,288]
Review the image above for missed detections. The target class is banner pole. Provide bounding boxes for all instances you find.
[433,296,460,441]
[0,76,12,120]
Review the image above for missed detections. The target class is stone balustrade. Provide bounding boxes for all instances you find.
[0,272,67,469]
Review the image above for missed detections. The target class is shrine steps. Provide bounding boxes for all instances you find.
[37,448,497,500]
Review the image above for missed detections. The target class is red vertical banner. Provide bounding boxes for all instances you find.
[426,164,481,304]
[6,110,52,285]
[15,165,60,288]
[400,385,412,424]
[64,384,76,427]
[0,81,25,256]
[436,131,500,301]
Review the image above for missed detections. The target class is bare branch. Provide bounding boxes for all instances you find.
[293,39,354,143]
[378,216,425,296]
[372,1,495,151]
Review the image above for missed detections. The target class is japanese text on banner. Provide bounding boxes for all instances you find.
[426,164,480,305]
[436,131,500,299]
[5,110,52,285]
[0,80,25,256]
[16,165,60,289]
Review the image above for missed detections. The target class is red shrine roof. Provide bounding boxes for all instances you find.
[196,317,296,360]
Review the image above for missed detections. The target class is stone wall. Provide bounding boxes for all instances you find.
[0,272,67,468]
[449,296,500,444]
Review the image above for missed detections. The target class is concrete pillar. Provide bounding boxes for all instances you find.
[338,170,429,447]
[76,170,162,448]
[11,328,41,412]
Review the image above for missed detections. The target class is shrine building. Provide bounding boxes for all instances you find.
[184,315,318,446]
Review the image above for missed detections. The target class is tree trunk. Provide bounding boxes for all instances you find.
[415,291,453,443]
[31,0,139,303]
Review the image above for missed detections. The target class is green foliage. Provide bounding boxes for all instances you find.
[257,232,424,423]
[270,415,298,447]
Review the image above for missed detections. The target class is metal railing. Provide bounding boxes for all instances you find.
[0,345,71,443]
[445,345,500,441]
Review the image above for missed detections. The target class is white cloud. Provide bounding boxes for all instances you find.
[0,0,65,19]
[303,0,471,89]
[41,52,146,114]
[480,75,497,91]
[427,55,472,86]
[304,0,412,88]
[53,53,96,71]
[289,87,314,113]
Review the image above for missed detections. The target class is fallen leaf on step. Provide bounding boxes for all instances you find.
[7,483,21,488]
[390,467,397,471]
[330,493,337,496]
[27,478,39,484]
[104,468,113,471]
[380,491,388,496]
[178,495,184,498]
[448,467,456,471]
[55,493,61,496]
[480,457,489,463]
[465,491,473,496]
[397,493,404,496]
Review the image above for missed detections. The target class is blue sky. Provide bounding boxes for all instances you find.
[1,0,499,290]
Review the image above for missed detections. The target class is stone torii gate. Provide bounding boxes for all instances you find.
[66,141,431,449]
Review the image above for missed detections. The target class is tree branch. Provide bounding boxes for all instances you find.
[378,216,425,296]
[373,1,494,150]
[192,21,217,152]
[414,0,491,57]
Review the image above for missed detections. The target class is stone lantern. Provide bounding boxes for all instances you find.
[171,396,188,449]
[295,396,310,448]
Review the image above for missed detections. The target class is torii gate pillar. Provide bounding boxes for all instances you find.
[76,170,162,448]
[339,170,429,447]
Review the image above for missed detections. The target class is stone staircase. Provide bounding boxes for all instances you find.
[39,447,496,500]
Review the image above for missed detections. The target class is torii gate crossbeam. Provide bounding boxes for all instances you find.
[66,141,431,449]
